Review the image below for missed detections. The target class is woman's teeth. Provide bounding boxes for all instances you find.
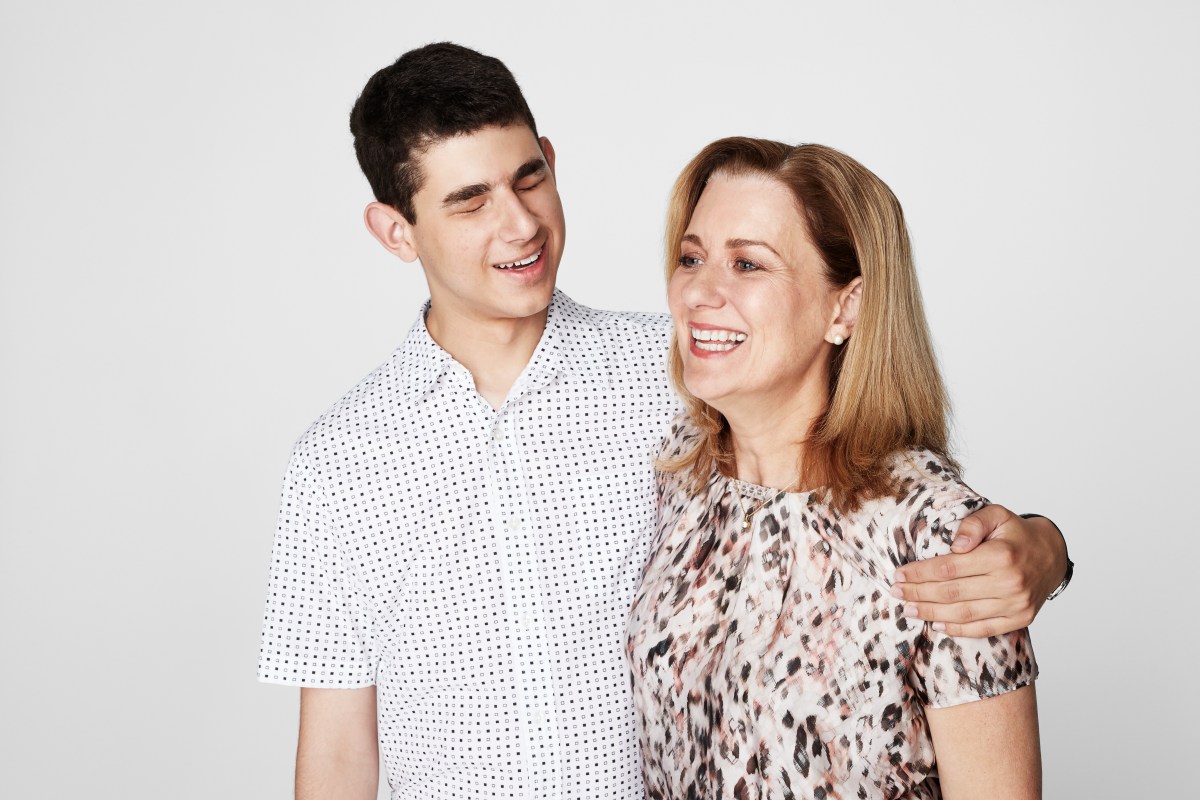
[496,250,541,269]
[690,327,747,352]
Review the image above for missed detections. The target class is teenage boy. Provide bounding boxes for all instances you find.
[259,43,1070,800]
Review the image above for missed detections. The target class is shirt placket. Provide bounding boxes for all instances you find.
[482,382,563,798]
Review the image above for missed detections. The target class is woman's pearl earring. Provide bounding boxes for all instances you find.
[832,334,845,346]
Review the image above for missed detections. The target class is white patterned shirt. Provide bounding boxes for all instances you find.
[258,291,677,799]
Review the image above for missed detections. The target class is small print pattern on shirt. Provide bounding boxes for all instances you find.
[626,416,1037,800]
[259,292,678,799]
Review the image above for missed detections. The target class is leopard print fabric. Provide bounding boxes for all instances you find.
[626,417,1037,799]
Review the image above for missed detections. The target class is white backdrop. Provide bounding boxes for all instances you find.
[2,1,1196,797]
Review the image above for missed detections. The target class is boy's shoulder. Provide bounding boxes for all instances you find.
[552,292,671,340]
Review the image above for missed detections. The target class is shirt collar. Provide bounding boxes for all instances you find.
[521,289,597,388]
[394,301,456,404]
[395,290,601,405]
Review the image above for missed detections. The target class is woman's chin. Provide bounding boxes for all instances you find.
[683,380,733,413]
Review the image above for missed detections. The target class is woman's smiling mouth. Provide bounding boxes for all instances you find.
[689,325,747,352]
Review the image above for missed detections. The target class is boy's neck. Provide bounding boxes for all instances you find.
[426,302,550,409]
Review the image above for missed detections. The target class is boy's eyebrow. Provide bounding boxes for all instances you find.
[441,157,548,208]
[512,157,546,183]
[442,182,490,207]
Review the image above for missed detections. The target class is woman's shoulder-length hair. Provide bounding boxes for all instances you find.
[660,137,956,511]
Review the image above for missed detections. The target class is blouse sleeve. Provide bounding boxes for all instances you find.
[903,472,1039,709]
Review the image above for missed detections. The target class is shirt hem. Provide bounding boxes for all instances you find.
[924,670,1039,710]
[257,673,376,689]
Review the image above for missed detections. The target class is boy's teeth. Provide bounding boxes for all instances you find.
[496,249,541,269]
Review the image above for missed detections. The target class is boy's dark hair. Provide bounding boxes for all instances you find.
[349,42,538,223]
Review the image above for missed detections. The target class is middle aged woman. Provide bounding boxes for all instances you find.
[626,139,1041,799]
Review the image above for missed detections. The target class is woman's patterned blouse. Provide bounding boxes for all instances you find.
[626,417,1037,800]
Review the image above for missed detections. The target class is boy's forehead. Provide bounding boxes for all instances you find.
[417,124,545,191]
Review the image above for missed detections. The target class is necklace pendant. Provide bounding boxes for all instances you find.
[742,517,752,531]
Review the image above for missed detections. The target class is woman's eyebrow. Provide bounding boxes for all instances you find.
[727,237,781,258]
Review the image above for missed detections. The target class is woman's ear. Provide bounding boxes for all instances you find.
[826,276,863,344]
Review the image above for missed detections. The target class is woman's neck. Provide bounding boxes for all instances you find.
[722,382,828,490]
[728,421,807,490]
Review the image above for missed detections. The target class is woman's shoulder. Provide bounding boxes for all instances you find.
[886,448,976,499]
[658,410,702,460]
[824,449,986,575]
[875,448,988,560]
[654,412,712,503]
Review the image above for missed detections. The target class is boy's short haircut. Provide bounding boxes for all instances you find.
[349,42,539,223]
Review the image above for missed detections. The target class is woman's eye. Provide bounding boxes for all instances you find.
[677,255,701,269]
[734,258,760,272]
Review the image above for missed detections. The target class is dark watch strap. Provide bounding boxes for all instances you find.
[1020,513,1073,601]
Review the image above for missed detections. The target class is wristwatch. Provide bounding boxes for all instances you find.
[1020,513,1073,601]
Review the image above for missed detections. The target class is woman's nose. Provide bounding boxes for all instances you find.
[678,263,725,309]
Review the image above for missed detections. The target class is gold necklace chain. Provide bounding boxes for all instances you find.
[732,478,798,531]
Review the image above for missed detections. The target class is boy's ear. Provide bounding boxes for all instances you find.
[539,136,556,176]
[364,202,419,262]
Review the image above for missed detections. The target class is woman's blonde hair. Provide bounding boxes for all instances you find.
[662,137,955,510]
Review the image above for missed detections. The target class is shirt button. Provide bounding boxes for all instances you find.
[507,517,520,531]
[492,426,504,443]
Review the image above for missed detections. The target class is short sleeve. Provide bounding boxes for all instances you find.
[257,446,377,687]
[903,472,1038,709]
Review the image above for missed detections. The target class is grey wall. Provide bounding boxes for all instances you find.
[2,1,1196,796]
